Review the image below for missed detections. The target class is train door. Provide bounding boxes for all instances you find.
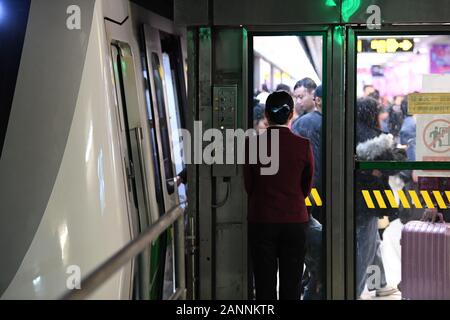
[346,25,450,300]
[248,27,338,300]
[141,25,187,300]
[175,0,348,299]
[110,42,154,299]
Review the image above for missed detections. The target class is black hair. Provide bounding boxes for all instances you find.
[294,77,317,92]
[314,85,323,99]
[401,97,409,116]
[265,91,294,125]
[276,83,291,93]
[357,97,380,129]
[363,84,374,91]
[253,104,265,122]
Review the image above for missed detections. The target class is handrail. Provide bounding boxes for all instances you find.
[168,288,186,301]
[62,201,187,300]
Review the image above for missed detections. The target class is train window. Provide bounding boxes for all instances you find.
[142,57,165,213]
[354,169,450,300]
[354,34,450,300]
[0,0,31,155]
[252,35,326,300]
[162,52,186,204]
[355,35,450,163]
[150,53,176,195]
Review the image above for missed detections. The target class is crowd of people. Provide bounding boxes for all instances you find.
[361,85,417,161]
[248,79,431,300]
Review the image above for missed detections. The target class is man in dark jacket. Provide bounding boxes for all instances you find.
[291,85,324,299]
[244,91,314,300]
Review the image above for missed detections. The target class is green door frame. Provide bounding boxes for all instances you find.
[247,25,348,300]
[345,25,450,299]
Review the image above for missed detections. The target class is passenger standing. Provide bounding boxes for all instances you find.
[292,85,323,223]
[363,84,376,97]
[355,97,399,298]
[292,78,317,127]
[244,91,314,300]
[276,83,292,95]
[399,98,416,161]
[292,85,324,300]
[253,103,267,134]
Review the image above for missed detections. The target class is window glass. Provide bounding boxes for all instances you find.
[356,35,450,162]
[0,0,31,154]
[151,53,175,195]
[142,56,165,212]
[162,53,186,204]
[355,168,450,300]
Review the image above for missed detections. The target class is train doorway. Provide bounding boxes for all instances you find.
[249,33,327,300]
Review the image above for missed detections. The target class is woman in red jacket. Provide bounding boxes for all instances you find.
[245,91,314,300]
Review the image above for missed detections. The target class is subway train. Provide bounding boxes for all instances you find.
[0,0,189,300]
[3,0,450,301]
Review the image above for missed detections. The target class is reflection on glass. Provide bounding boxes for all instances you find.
[162,53,187,205]
[151,53,175,195]
[355,168,450,300]
[356,35,450,162]
[142,55,164,212]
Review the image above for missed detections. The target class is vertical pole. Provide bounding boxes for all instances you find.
[328,25,347,299]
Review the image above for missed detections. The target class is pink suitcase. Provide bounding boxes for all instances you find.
[402,221,450,300]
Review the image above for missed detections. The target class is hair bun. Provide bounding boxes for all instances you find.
[269,105,292,124]
[265,91,294,125]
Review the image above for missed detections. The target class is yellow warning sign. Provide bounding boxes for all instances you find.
[408,93,450,114]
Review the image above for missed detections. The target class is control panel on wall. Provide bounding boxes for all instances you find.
[213,85,238,177]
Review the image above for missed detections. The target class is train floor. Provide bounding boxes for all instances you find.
[272,219,404,300]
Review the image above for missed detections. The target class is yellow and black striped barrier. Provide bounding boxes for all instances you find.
[362,190,450,209]
[306,188,323,207]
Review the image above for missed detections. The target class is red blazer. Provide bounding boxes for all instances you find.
[244,126,314,224]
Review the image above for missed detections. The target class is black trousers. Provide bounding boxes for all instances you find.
[249,223,307,300]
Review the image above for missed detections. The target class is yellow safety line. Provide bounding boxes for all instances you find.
[409,190,423,208]
[373,190,387,208]
[420,191,435,209]
[397,190,410,209]
[360,190,449,209]
[362,190,376,209]
[384,190,399,209]
[433,191,447,210]
[445,191,450,206]
[311,188,323,206]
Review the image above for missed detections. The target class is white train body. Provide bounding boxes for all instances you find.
[0,0,185,300]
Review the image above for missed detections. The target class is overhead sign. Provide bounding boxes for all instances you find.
[409,93,450,114]
[357,38,414,54]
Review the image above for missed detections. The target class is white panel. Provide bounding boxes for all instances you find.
[102,0,129,23]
